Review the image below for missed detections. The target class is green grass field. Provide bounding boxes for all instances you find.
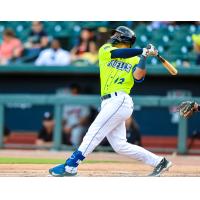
[0,157,121,164]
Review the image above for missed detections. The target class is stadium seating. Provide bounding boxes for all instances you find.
[5,132,37,145]
[0,22,199,64]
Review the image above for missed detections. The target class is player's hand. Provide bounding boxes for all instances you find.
[142,48,149,57]
[146,44,158,56]
[142,44,158,57]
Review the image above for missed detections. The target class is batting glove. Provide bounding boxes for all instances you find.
[146,44,158,56]
[142,48,149,57]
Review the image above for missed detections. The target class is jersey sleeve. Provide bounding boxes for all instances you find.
[98,43,117,60]
[131,56,140,70]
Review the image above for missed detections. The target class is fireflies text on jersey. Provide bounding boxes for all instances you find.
[107,60,132,73]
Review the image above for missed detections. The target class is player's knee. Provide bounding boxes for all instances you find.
[112,142,127,154]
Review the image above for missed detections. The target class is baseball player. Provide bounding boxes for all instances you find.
[49,26,172,177]
[177,101,200,118]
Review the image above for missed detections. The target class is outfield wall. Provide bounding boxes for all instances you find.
[1,65,200,138]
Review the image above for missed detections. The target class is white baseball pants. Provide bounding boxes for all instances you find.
[78,92,162,167]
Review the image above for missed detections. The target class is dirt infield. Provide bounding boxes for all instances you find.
[0,150,200,177]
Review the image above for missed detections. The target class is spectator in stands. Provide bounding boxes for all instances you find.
[35,39,71,66]
[36,111,71,147]
[95,27,110,48]
[125,117,142,146]
[23,21,49,63]
[71,28,98,64]
[62,84,90,147]
[192,34,200,65]
[26,21,49,49]
[36,112,55,147]
[0,29,23,65]
[3,127,10,143]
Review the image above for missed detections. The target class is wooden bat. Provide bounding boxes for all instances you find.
[157,54,178,75]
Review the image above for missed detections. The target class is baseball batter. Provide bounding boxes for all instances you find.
[49,26,172,177]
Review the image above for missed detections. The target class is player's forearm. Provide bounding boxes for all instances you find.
[111,48,143,58]
[133,56,146,81]
[133,68,146,81]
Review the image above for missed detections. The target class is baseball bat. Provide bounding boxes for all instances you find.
[157,54,178,75]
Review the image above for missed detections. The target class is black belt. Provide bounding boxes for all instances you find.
[101,92,118,101]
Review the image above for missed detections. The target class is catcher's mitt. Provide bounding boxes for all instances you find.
[177,101,197,118]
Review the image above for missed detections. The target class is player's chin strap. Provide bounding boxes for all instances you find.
[65,150,85,167]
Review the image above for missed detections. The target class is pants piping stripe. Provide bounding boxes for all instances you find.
[82,96,125,155]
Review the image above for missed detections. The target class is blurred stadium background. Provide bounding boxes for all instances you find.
[1,21,200,155]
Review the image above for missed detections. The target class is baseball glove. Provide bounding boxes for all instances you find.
[177,101,197,118]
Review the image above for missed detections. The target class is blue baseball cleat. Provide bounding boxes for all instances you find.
[49,150,85,177]
[49,164,77,177]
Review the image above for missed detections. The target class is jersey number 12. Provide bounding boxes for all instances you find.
[114,78,125,84]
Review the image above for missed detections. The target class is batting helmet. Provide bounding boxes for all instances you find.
[109,26,136,46]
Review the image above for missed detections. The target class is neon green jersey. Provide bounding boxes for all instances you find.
[98,43,140,96]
